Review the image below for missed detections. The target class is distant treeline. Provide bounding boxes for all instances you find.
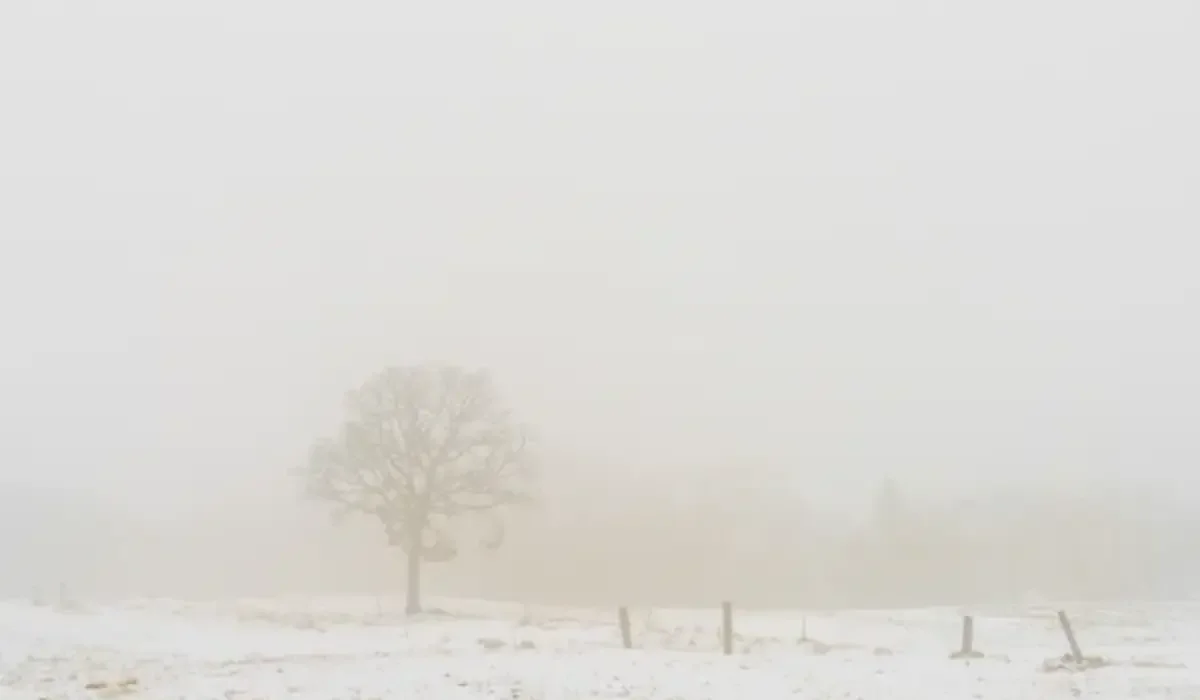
[2,474,1196,607]
[444,473,1199,608]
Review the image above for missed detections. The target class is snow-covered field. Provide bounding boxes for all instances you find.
[2,595,1197,698]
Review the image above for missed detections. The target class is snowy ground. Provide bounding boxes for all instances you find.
[2,595,1198,698]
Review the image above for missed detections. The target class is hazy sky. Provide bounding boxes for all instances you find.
[1,1,1197,515]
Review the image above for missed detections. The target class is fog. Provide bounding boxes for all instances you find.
[1,1,1198,607]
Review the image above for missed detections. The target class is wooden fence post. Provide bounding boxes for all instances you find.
[618,606,632,649]
[950,614,983,659]
[721,601,733,655]
[1057,610,1084,663]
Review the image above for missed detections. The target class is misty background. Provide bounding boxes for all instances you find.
[1,1,1198,606]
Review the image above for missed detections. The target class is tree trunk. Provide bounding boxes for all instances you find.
[405,546,422,615]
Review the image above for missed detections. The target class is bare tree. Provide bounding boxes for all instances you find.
[297,365,536,614]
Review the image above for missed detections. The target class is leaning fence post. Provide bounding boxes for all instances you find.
[618,606,633,649]
[1057,610,1084,663]
[721,601,733,655]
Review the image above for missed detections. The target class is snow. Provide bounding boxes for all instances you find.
[2,595,1198,698]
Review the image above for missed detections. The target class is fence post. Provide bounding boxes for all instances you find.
[618,607,632,649]
[1057,610,1084,663]
[950,614,984,659]
[721,601,733,655]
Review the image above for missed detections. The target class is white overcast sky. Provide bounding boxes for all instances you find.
[0,1,1197,514]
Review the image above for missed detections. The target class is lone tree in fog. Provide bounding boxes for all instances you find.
[297,365,536,614]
